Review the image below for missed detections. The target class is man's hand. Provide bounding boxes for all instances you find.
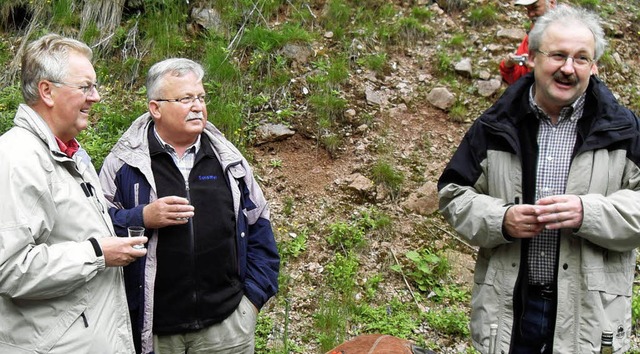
[504,204,545,238]
[504,53,528,68]
[99,236,148,267]
[142,196,195,229]
[534,194,583,230]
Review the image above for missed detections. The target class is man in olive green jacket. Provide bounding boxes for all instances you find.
[439,6,640,354]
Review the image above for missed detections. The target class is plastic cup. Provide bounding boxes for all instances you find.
[127,226,146,250]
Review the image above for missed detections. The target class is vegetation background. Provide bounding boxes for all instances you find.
[2,0,640,353]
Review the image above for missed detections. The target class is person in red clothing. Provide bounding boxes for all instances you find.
[500,0,557,85]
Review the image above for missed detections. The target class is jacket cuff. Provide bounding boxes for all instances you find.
[88,237,103,257]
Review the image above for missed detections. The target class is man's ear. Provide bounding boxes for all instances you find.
[148,101,162,119]
[39,81,55,108]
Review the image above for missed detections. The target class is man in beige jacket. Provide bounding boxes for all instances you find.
[0,33,146,353]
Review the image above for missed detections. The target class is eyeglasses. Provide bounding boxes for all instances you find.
[50,80,99,95]
[536,50,594,68]
[154,94,207,105]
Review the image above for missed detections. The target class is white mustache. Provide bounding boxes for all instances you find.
[186,112,204,121]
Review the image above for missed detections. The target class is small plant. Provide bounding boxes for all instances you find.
[363,274,383,301]
[411,7,435,21]
[437,0,468,13]
[576,0,600,10]
[449,100,468,123]
[371,159,404,199]
[391,248,451,293]
[325,252,359,296]
[327,221,366,251]
[353,298,421,338]
[313,296,349,352]
[431,284,471,303]
[435,51,454,75]
[360,53,388,74]
[278,229,308,260]
[449,33,466,47]
[423,306,470,337]
[633,284,640,330]
[391,17,431,45]
[283,197,294,217]
[469,4,498,27]
[0,84,22,135]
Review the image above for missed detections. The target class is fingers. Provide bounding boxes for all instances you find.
[100,236,148,267]
[533,195,583,229]
[158,196,190,205]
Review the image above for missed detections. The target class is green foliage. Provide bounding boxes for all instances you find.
[140,1,189,62]
[327,221,366,250]
[437,0,468,13]
[576,0,600,10]
[469,4,498,27]
[449,100,468,123]
[411,6,435,21]
[353,298,421,338]
[359,53,388,74]
[435,51,454,75]
[52,0,78,28]
[314,296,349,352]
[78,97,147,169]
[392,248,451,293]
[326,252,359,295]
[390,16,432,45]
[322,0,352,40]
[371,159,404,199]
[633,284,640,330]
[278,228,308,260]
[283,196,294,217]
[423,307,470,337]
[431,284,471,303]
[0,84,22,135]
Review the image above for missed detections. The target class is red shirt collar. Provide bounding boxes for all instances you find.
[55,137,80,157]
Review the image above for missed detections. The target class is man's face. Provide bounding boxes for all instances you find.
[524,0,556,22]
[532,21,595,114]
[150,71,207,146]
[49,52,100,142]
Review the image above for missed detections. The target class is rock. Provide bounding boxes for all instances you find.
[476,78,502,97]
[254,123,295,145]
[454,57,472,77]
[497,28,526,41]
[478,70,491,80]
[427,87,455,111]
[401,181,438,215]
[280,43,314,64]
[365,86,388,107]
[190,7,224,34]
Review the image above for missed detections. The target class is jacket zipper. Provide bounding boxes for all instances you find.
[185,179,201,327]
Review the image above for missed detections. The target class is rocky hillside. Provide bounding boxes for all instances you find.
[2,0,640,353]
[252,0,640,353]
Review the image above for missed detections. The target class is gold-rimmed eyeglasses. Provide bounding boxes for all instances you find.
[50,80,99,95]
[154,94,206,105]
[536,50,594,68]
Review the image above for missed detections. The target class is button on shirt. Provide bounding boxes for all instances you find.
[527,87,585,285]
[153,128,200,182]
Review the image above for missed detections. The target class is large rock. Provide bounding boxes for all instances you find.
[477,78,502,97]
[427,87,455,111]
[401,181,439,216]
[254,123,295,145]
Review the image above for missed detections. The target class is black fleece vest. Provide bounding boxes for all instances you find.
[148,127,243,334]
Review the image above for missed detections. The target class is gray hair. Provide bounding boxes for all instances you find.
[528,5,607,61]
[146,58,205,101]
[21,33,93,105]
